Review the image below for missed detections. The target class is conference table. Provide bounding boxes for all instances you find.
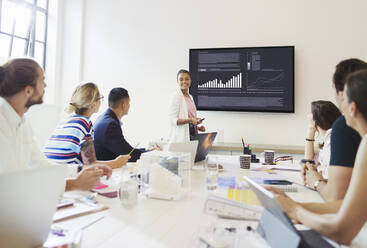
[55,154,324,248]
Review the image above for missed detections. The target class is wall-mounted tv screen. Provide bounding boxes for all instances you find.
[189,46,294,113]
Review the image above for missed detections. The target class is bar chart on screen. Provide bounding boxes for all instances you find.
[198,73,242,89]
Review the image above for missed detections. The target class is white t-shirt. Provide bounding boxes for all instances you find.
[0,98,50,173]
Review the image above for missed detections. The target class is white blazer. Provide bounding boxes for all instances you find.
[168,89,194,143]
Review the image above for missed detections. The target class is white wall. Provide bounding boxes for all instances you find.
[57,0,367,147]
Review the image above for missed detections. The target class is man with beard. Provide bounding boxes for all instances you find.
[0,58,111,191]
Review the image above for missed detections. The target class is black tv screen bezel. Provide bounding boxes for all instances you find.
[189,46,295,113]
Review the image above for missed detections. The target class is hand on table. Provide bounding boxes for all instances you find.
[151,145,163,151]
[94,164,113,179]
[75,166,104,191]
[304,163,324,189]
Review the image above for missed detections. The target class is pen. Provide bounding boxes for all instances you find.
[241,138,245,148]
[128,142,140,155]
[51,227,66,237]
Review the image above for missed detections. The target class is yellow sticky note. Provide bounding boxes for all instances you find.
[235,189,241,201]
[227,188,234,200]
[227,188,261,206]
[242,189,248,204]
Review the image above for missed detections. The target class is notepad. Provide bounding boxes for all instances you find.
[227,189,261,206]
[53,202,108,222]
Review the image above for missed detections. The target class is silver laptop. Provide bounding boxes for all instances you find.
[168,140,198,168]
[0,166,66,248]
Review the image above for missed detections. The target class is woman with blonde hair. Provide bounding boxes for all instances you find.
[44,82,129,168]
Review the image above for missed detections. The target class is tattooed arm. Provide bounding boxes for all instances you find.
[81,137,129,169]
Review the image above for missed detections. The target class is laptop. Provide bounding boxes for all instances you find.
[243,176,335,248]
[191,132,217,162]
[0,166,66,248]
[168,140,199,168]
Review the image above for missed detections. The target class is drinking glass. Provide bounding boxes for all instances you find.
[206,157,218,190]
[119,177,138,209]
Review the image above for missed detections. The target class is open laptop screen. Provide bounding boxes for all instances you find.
[190,132,217,162]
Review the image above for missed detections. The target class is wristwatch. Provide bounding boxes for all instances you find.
[313,180,323,190]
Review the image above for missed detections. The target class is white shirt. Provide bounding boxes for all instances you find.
[168,89,192,143]
[316,129,332,179]
[0,97,50,173]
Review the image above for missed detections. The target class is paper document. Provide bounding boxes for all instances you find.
[53,202,108,222]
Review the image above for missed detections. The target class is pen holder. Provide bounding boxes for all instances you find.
[243,147,251,155]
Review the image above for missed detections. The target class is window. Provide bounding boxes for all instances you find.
[0,0,49,69]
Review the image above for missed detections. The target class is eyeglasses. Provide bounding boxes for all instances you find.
[97,95,104,102]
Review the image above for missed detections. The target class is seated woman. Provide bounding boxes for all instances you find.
[168,69,205,143]
[304,101,341,179]
[270,69,367,245]
[44,82,129,168]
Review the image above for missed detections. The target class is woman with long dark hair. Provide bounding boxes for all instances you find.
[304,100,341,178]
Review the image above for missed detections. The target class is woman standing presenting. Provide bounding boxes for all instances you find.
[169,70,205,143]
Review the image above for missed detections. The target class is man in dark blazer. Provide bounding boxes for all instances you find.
[94,88,144,162]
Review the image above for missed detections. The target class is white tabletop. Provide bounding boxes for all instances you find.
[56,155,323,248]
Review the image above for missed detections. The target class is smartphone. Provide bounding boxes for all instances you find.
[263,179,293,185]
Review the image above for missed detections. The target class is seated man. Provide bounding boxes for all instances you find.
[0,58,111,191]
[302,58,367,201]
[94,87,152,162]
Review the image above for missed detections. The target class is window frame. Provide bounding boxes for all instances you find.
[0,0,49,69]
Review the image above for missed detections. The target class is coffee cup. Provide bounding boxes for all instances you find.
[264,150,275,164]
[239,154,251,169]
